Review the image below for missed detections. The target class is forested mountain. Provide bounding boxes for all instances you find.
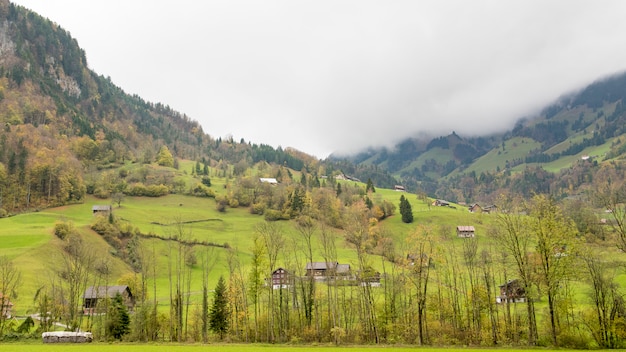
[0,0,323,214]
[334,70,626,204]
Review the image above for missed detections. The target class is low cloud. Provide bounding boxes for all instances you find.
[15,0,626,158]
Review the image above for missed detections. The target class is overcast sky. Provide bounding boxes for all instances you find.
[12,1,626,158]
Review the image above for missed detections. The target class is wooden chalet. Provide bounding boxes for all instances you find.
[305,262,351,280]
[269,267,293,289]
[83,285,134,315]
[394,185,406,192]
[496,279,526,303]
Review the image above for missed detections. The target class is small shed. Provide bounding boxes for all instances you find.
[83,285,134,315]
[394,185,406,192]
[433,199,450,207]
[456,226,475,238]
[92,205,112,216]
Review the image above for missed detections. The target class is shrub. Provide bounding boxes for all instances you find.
[250,202,265,215]
[53,221,73,240]
[264,209,288,221]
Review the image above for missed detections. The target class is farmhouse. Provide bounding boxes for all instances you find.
[269,267,293,289]
[456,225,475,238]
[83,285,134,315]
[394,185,406,192]
[468,203,482,213]
[496,279,526,303]
[305,262,351,280]
[359,270,382,287]
[92,205,112,216]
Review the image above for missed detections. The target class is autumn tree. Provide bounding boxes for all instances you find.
[157,145,174,167]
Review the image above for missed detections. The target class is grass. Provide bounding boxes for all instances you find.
[3,175,501,317]
[0,344,593,352]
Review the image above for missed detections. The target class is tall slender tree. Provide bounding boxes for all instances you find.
[210,276,229,340]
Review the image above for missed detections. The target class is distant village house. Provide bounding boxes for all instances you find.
[468,203,497,214]
[433,199,450,207]
[394,185,406,192]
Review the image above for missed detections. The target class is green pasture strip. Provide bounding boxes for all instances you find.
[0,344,591,352]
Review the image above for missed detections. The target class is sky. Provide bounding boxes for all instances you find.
[11,0,626,158]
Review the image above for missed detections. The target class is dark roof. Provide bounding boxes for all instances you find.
[305,262,350,273]
[83,285,131,299]
[306,262,337,270]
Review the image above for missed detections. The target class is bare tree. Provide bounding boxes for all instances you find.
[57,234,95,330]
[526,194,578,346]
[582,252,625,348]
[256,221,284,342]
[591,182,626,251]
[407,225,434,345]
[0,256,21,335]
[493,196,538,345]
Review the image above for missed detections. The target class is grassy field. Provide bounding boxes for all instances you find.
[0,343,595,352]
[2,169,503,317]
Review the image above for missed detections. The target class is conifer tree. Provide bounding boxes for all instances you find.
[106,293,130,340]
[400,195,413,223]
[366,178,376,193]
[209,276,229,339]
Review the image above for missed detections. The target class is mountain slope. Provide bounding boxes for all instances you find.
[336,70,626,202]
[0,1,317,214]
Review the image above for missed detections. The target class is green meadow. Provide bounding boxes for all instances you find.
[2,169,504,317]
[0,344,597,352]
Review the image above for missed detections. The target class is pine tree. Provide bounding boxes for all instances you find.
[366,178,376,193]
[106,293,130,340]
[209,276,229,339]
[400,195,413,223]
